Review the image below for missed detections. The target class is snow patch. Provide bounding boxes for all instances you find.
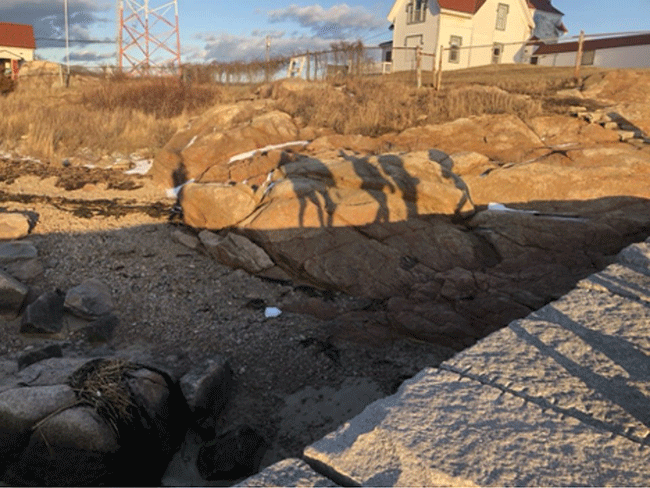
[125,159,153,175]
[166,179,195,199]
[183,135,198,152]
[487,202,539,214]
[228,141,309,164]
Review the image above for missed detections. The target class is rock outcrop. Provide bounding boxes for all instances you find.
[152,73,650,348]
[151,100,307,189]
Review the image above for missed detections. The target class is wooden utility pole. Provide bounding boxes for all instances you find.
[306,51,311,81]
[574,30,585,83]
[265,35,271,83]
[64,0,70,87]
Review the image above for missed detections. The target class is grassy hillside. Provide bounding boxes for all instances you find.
[0,64,609,162]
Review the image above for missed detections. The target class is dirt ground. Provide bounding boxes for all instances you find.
[0,154,456,476]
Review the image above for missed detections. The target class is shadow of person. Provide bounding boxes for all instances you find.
[428,149,474,214]
[340,151,395,223]
[376,154,420,219]
[284,156,337,228]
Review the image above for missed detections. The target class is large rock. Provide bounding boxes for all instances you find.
[0,242,37,265]
[17,344,64,370]
[0,357,188,486]
[64,279,114,319]
[528,115,620,146]
[179,355,233,431]
[581,70,650,137]
[182,182,260,229]
[164,92,650,348]
[0,214,30,240]
[198,230,276,275]
[20,290,66,334]
[0,269,28,315]
[240,151,473,230]
[382,114,546,163]
[0,241,41,283]
[464,144,650,205]
[151,100,299,189]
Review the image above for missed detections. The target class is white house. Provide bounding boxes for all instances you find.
[533,33,650,68]
[386,0,565,71]
[0,23,36,79]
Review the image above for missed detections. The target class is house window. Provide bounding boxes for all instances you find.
[581,50,595,65]
[495,3,509,31]
[406,0,427,24]
[492,43,504,64]
[448,36,462,63]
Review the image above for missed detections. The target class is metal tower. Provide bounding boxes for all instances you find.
[117,0,181,75]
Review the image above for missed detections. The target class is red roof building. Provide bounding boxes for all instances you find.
[435,0,562,15]
[0,22,36,79]
[0,23,36,50]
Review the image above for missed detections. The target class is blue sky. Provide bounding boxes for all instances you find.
[2,0,649,66]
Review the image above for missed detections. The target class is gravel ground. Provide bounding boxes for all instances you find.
[0,156,456,475]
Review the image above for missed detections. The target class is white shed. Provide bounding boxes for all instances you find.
[534,33,650,69]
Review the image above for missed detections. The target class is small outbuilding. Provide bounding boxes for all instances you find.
[533,32,650,68]
[0,22,36,79]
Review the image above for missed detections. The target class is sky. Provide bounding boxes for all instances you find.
[2,0,649,67]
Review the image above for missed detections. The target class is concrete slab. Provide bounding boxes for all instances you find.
[616,238,650,271]
[446,286,650,443]
[235,458,339,487]
[304,368,650,486]
[578,263,650,305]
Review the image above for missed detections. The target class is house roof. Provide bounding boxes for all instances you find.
[438,0,487,14]
[0,23,36,50]
[527,0,563,15]
[439,0,562,15]
[388,0,562,21]
[534,33,650,55]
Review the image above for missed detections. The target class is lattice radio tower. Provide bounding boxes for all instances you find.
[117,0,181,75]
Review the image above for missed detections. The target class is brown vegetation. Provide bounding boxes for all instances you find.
[0,76,15,96]
[0,75,236,161]
[0,63,607,162]
[81,76,224,118]
[275,76,544,136]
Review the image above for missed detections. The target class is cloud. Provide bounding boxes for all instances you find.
[193,3,388,64]
[0,0,111,47]
[267,3,386,39]
[68,49,114,63]
[200,32,333,63]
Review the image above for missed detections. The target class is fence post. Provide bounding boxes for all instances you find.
[416,44,422,88]
[574,30,585,83]
[431,53,436,86]
[435,45,444,90]
[306,52,311,81]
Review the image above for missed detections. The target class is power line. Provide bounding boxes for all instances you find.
[36,37,114,44]
[362,30,392,44]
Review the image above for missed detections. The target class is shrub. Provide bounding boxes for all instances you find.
[275,76,542,136]
[81,77,224,118]
[0,76,15,96]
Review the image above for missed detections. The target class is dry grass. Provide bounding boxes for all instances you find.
[0,75,247,162]
[275,76,543,136]
[0,64,612,161]
[82,76,225,118]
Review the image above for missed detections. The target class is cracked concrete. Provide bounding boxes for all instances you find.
[238,236,650,487]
